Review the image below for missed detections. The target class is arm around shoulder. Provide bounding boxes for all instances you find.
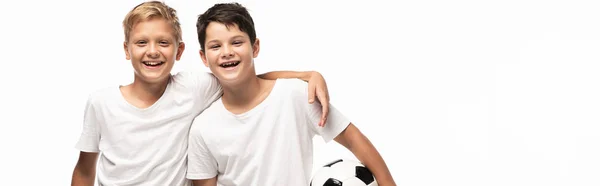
[258,70,313,81]
[180,72,223,108]
[334,123,397,186]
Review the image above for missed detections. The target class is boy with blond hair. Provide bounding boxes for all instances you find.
[187,2,396,186]
[71,1,332,186]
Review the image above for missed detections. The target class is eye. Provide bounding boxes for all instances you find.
[136,40,147,45]
[159,41,170,46]
[209,44,220,49]
[233,41,243,45]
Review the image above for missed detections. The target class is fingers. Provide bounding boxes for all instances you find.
[320,105,329,127]
[318,89,329,127]
[308,82,316,104]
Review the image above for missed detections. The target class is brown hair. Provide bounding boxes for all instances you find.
[196,2,256,51]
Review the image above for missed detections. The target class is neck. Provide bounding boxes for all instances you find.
[221,76,262,107]
[129,76,170,103]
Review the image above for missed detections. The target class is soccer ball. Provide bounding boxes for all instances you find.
[310,159,378,186]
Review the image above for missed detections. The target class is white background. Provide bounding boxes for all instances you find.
[1,0,599,185]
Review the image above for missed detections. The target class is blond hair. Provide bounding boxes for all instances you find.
[122,1,182,43]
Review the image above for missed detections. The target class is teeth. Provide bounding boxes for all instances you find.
[220,61,239,67]
[144,61,162,65]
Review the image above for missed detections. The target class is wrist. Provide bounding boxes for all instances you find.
[300,71,315,82]
[378,180,397,186]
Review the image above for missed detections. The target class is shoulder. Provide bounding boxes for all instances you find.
[171,71,221,96]
[172,71,217,85]
[273,79,308,96]
[86,86,120,106]
[269,79,311,105]
[173,70,213,80]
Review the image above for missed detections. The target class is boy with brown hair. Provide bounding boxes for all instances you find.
[71,1,332,185]
[187,2,396,186]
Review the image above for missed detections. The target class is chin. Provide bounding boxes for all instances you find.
[216,73,240,82]
[215,72,249,84]
[136,71,171,84]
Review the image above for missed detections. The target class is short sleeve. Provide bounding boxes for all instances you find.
[186,126,219,180]
[306,101,351,143]
[74,95,101,152]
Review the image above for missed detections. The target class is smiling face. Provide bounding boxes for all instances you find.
[200,22,259,84]
[124,18,185,84]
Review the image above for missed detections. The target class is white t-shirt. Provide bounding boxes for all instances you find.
[75,71,222,186]
[186,79,351,186]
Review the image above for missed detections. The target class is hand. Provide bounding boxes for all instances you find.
[307,71,329,127]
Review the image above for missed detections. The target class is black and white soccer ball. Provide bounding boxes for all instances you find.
[310,159,378,186]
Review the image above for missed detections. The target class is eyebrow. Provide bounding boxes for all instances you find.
[206,35,246,44]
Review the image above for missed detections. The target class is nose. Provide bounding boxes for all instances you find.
[221,45,234,58]
[146,43,160,58]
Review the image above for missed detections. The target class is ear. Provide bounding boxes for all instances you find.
[175,42,186,61]
[252,38,260,58]
[124,42,131,60]
[200,49,209,67]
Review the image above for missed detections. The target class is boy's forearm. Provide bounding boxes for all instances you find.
[336,124,397,186]
[257,71,313,82]
[192,177,218,186]
[71,152,99,186]
[351,137,396,186]
[71,168,96,186]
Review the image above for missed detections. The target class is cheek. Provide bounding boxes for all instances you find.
[238,47,254,57]
[162,47,177,56]
[130,48,144,58]
[205,51,220,64]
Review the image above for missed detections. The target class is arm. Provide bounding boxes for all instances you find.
[71,152,99,186]
[192,177,217,186]
[259,71,330,127]
[303,94,395,185]
[258,71,311,81]
[334,123,397,186]
[72,95,102,186]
